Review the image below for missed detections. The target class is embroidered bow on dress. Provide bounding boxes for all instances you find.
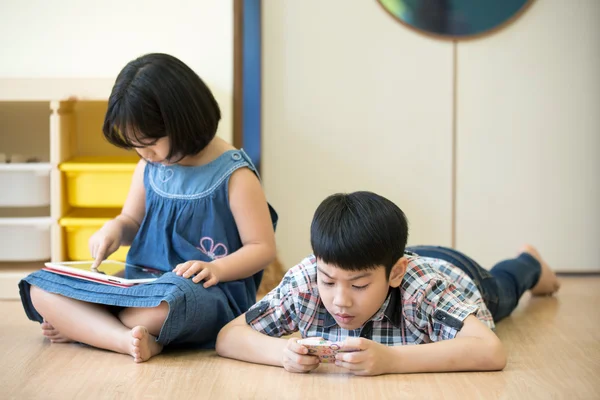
[197,237,229,260]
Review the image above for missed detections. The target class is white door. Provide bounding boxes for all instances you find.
[455,1,600,272]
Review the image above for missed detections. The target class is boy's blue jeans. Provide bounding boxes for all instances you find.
[406,246,542,322]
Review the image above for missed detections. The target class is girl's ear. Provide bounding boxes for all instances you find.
[388,257,408,288]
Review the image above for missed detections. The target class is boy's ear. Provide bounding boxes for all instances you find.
[388,257,408,288]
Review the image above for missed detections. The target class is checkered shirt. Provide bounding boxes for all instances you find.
[246,252,495,345]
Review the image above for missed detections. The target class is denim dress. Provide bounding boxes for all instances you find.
[19,149,278,348]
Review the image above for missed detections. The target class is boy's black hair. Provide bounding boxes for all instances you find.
[310,191,409,278]
[103,53,221,162]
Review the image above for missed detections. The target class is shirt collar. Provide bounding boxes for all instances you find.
[383,286,403,327]
[323,305,337,328]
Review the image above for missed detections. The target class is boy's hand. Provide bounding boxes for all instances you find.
[173,261,222,288]
[335,338,391,376]
[282,338,321,373]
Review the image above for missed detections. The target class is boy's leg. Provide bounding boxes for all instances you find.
[30,285,163,362]
[406,244,559,322]
[406,245,497,307]
[520,245,560,295]
[490,245,560,320]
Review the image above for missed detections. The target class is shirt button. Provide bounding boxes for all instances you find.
[232,152,242,161]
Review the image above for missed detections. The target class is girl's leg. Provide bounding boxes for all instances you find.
[117,303,170,362]
[117,302,169,337]
[30,285,164,363]
[40,319,73,343]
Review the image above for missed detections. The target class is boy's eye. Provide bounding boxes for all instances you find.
[321,281,334,286]
[353,284,369,290]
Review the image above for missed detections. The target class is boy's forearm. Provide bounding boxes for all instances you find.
[216,315,288,367]
[213,243,276,282]
[386,336,506,374]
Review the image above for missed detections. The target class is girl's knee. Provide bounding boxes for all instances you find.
[29,285,47,307]
[150,302,169,326]
[118,302,169,334]
[156,301,169,314]
[147,302,169,334]
[29,285,53,316]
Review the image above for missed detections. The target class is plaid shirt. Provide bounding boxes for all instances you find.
[246,252,494,345]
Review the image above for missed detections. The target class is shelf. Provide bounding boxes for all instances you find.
[0,78,115,101]
[0,163,51,207]
[0,92,133,289]
[0,163,51,172]
[0,101,50,163]
[53,100,132,161]
[60,208,129,262]
[60,156,139,170]
[0,217,52,262]
[0,261,43,300]
[60,157,137,208]
[62,207,122,221]
[0,206,50,218]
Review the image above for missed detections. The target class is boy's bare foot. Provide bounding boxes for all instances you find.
[130,326,163,363]
[41,320,73,343]
[520,244,560,296]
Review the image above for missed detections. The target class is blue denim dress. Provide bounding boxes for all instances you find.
[19,150,278,348]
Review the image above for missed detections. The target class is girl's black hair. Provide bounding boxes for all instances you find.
[103,53,221,162]
[310,191,409,278]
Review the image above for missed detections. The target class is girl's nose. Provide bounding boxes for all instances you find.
[137,148,154,160]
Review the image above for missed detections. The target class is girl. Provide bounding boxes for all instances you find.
[19,53,278,363]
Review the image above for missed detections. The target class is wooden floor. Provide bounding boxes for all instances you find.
[1,276,599,400]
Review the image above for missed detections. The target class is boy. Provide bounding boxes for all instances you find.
[216,191,559,375]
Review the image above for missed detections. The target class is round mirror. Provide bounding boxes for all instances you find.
[377,0,534,40]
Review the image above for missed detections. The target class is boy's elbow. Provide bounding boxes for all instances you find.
[484,337,507,371]
[215,338,227,358]
[216,314,253,359]
[215,321,235,358]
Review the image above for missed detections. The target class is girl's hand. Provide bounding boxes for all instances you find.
[335,338,391,376]
[173,261,222,288]
[282,338,320,373]
[88,221,123,269]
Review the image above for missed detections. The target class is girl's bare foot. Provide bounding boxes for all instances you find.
[130,326,163,363]
[41,320,73,343]
[520,244,560,296]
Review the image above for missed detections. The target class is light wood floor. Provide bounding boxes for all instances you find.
[1,276,599,400]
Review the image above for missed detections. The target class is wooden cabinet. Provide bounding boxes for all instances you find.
[0,79,136,298]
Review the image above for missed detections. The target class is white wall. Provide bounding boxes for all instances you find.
[0,0,233,141]
[263,0,600,272]
[456,0,600,271]
[263,0,454,269]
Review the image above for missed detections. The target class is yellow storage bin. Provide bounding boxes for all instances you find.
[60,156,138,208]
[60,208,130,262]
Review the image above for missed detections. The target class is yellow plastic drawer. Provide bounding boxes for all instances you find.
[60,209,130,262]
[59,156,138,208]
